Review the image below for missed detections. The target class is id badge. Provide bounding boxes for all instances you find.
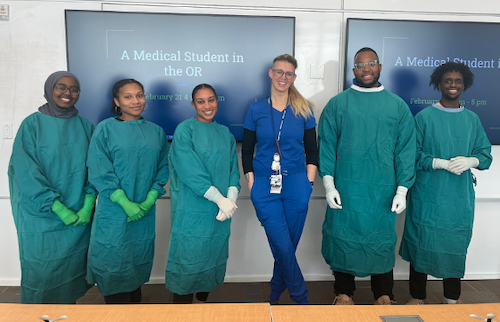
[271,153,281,172]
[270,174,282,194]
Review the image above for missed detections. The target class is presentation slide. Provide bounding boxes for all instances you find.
[345,19,500,144]
[65,11,295,140]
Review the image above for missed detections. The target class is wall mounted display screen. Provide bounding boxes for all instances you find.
[345,18,500,144]
[66,10,295,140]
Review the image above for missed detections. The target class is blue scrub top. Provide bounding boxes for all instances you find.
[244,98,316,177]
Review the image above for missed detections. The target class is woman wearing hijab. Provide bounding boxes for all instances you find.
[86,79,169,304]
[8,71,97,304]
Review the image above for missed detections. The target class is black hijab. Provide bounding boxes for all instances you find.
[38,71,80,118]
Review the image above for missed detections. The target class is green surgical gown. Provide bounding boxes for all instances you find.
[165,118,240,295]
[318,86,416,277]
[399,104,492,279]
[86,117,169,296]
[8,112,96,303]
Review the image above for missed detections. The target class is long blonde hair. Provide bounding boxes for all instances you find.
[273,54,314,119]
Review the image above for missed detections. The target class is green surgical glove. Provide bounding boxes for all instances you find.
[73,194,97,226]
[139,189,159,215]
[51,199,78,225]
[110,189,145,222]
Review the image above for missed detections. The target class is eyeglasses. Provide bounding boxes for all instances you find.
[54,83,81,95]
[272,69,295,79]
[354,60,378,69]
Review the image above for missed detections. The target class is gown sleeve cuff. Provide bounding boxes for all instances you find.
[204,186,222,203]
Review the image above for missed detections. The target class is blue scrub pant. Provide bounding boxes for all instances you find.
[251,171,312,304]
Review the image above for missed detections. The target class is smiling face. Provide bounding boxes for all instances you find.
[269,60,297,94]
[52,76,79,108]
[114,83,145,121]
[438,71,464,102]
[192,87,218,123]
[352,50,382,88]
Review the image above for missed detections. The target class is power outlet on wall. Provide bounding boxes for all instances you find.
[3,123,13,139]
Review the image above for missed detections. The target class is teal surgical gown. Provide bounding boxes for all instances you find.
[318,85,416,277]
[399,104,492,279]
[8,112,96,303]
[86,117,169,296]
[165,118,240,295]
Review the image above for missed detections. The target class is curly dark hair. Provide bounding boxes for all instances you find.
[429,62,474,91]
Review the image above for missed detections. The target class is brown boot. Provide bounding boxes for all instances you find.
[406,298,425,305]
[333,294,354,305]
[374,295,391,305]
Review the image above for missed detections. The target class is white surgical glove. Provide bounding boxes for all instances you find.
[204,186,237,218]
[448,156,479,175]
[391,186,408,214]
[322,175,342,209]
[432,158,450,171]
[227,186,239,203]
[215,187,239,222]
[216,209,231,222]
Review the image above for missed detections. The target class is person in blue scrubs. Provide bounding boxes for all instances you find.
[86,79,169,304]
[242,54,318,305]
[8,71,96,303]
[400,62,492,305]
[166,83,240,304]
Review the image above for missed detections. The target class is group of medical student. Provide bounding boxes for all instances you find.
[8,48,492,306]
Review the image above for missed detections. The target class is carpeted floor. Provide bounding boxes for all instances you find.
[2,279,500,305]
